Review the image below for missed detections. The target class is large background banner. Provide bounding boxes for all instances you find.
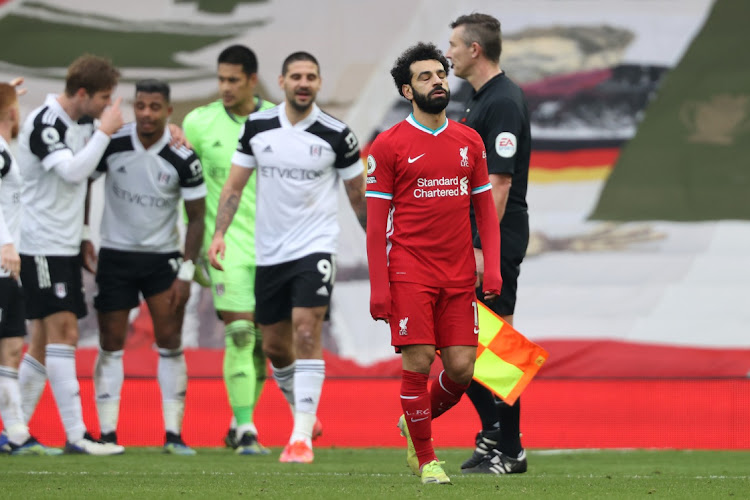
[3,0,748,380]
[6,0,750,450]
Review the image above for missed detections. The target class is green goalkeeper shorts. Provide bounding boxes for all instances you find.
[209,253,256,313]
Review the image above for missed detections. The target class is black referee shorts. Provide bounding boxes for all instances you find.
[476,211,529,316]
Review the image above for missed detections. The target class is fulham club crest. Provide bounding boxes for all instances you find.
[54,283,67,299]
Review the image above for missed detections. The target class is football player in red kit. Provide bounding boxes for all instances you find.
[366,42,501,485]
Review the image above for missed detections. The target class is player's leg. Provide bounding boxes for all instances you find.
[0,276,61,456]
[143,251,194,456]
[18,318,46,424]
[210,257,267,453]
[277,253,336,463]
[0,336,28,445]
[286,304,326,457]
[255,261,296,415]
[430,287,477,420]
[93,248,138,445]
[389,281,449,482]
[20,254,123,456]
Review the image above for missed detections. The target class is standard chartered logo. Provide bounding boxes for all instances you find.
[460,177,469,195]
[414,176,469,198]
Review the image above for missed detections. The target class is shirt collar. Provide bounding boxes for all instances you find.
[406,113,449,136]
[278,101,320,130]
[131,123,171,153]
[46,94,75,127]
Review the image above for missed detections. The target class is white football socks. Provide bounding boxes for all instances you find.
[158,347,187,435]
[289,359,325,445]
[272,362,296,413]
[0,365,30,445]
[94,349,124,435]
[18,353,46,424]
[46,344,86,443]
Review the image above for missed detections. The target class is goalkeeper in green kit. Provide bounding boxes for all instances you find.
[182,45,274,454]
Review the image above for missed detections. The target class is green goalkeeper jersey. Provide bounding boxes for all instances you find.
[183,98,275,261]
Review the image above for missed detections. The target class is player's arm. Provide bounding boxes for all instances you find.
[471,141,502,299]
[0,162,20,278]
[366,195,391,321]
[473,188,502,300]
[0,210,19,278]
[167,195,205,312]
[81,179,97,273]
[344,171,367,230]
[183,197,205,266]
[335,127,366,229]
[33,99,123,184]
[364,141,394,322]
[207,163,253,270]
[167,123,191,149]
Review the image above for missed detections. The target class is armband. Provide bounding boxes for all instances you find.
[177,260,195,281]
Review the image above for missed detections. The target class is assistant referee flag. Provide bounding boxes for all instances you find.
[474,302,548,405]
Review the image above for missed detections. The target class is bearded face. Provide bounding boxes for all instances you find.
[412,85,450,114]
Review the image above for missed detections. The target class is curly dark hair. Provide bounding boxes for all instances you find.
[390,42,450,98]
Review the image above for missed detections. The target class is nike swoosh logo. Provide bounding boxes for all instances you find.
[407,154,425,163]
[410,416,429,422]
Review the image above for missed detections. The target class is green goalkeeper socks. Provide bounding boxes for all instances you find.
[224,320,256,426]
[252,325,267,405]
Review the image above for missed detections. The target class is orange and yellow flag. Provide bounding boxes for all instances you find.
[473,302,549,405]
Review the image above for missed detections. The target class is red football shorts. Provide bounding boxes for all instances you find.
[389,282,478,351]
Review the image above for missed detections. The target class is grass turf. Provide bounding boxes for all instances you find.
[2,448,749,499]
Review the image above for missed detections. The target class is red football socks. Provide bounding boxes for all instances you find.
[430,370,470,419]
[400,370,436,467]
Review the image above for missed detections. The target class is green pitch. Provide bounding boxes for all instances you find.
[2,448,749,498]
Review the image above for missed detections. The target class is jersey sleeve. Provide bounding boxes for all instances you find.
[93,141,114,176]
[231,119,257,169]
[175,149,206,201]
[333,126,362,180]
[364,135,394,201]
[482,97,524,176]
[28,117,73,171]
[0,145,11,179]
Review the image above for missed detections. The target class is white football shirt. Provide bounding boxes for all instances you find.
[16,94,97,256]
[95,123,206,252]
[232,103,362,266]
[0,136,22,278]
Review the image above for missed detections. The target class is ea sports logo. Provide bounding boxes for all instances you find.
[366,155,376,175]
[495,132,517,158]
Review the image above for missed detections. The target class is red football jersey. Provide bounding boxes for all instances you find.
[366,115,491,288]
